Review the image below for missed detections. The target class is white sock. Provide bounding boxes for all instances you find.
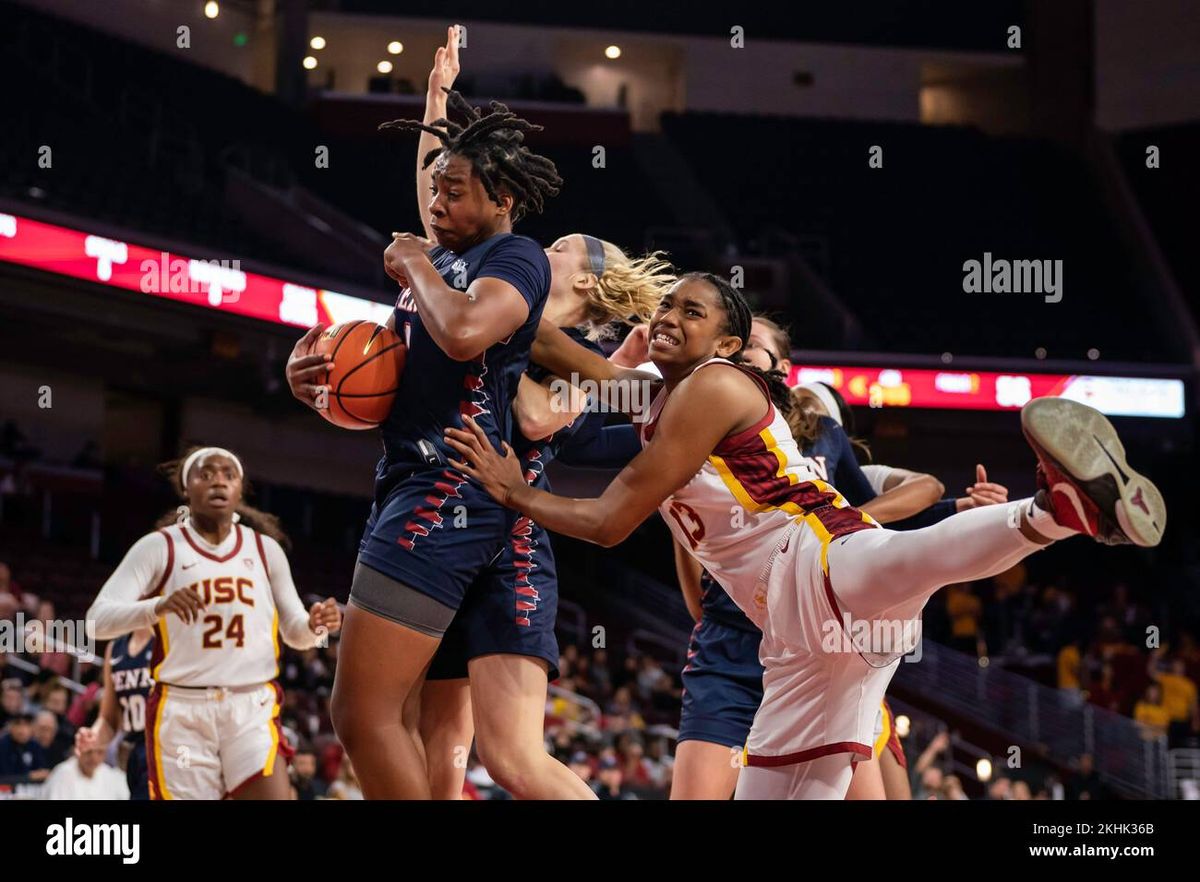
[1024,494,1079,541]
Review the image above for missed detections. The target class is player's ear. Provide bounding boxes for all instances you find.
[495,190,515,217]
[716,335,743,359]
[572,271,598,293]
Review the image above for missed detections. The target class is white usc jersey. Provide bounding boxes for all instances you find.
[145,523,283,688]
[640,358,876,630]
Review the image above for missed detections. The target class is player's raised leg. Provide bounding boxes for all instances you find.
[825,398,1165,627]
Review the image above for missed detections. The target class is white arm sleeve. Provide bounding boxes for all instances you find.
[87,533,168,640]
[860,464,899,498]
[262,536,318,651]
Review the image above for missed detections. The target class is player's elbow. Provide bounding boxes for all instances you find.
[85,605,117,641]
[439,332,483,362]
[515,401,556,442]
[911,473,945,504]
[595,520,631,548]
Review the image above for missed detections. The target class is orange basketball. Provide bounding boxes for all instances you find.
[312,321,406,430]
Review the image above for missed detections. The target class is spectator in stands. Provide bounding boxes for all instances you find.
[911,729,950,798]
[588,648,612,699]
[39,681,73,729]
[1,651,33,688]
[548,676,588,725]
[591,756,636,800]
[987,776,1012,800]
[1011,780,1032,800]
[1179,632,1200,683]
[0,679,27,728]
[572,654,592,695]
[0,711,49,780]
[290,747,327,800]
[1057,639,1082,692]
[636,655,666,701]
[644,734,674,790]
[1066,753,1106,800]
[40,741,129,800]
[1085,662,1122,714]
[568,750,593,785]
[32,601,70,676]
[615,655,639,692]
[945,583,984,656]
[941,774,968,800]
[1149,651,1199,745]
[33,709,70,767]
[560,643,579,678]
[326,758,363,800]
[0,592,18,627]
[1133,683,1170,740]
[603,686,645,732]
[915,766,943,800]
[617,734,653,790]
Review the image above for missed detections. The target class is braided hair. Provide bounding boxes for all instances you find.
[677,272,796,421]
[380,88,562,223]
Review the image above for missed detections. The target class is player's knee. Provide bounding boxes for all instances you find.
[329,686,371,750]
[475,741,540,797]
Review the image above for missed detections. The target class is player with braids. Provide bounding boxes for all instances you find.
[286,26,587,799]
[446,270,1164,799]
[379,89,561,228]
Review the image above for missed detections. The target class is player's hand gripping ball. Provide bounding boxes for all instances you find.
[312,321,407,429]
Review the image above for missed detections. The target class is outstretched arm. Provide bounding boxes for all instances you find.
[445,365,761,546]
[416,26,461,240]
[530,320,659,418]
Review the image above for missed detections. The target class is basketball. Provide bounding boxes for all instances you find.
[312,321,406,429]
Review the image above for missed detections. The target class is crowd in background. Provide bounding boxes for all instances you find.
[4,549,1197,800]
[930,564,1200,749]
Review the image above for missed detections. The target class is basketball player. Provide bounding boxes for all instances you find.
[445,272,1165,799]
[421,232,672,798]
[670,314,1001,799]
[86,447,342,799]
[75,627,154,799]
[285,31,584,797]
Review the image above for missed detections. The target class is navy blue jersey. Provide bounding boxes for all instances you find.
[518,327,608,488]
[698,416,876,631]
[109,632,154,736]
[379,233,550,493]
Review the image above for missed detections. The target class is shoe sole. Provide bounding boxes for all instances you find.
[1021,397,1165,547]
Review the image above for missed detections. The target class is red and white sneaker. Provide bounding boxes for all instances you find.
[1021,397,1166,547]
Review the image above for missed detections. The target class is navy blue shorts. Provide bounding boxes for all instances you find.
[357,468,513,611]
[127,735,150,801]
[678,618,764,748]
[427,514,559,681]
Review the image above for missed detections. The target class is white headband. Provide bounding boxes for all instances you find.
[800,382,843,427]
[180,447,244,490]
